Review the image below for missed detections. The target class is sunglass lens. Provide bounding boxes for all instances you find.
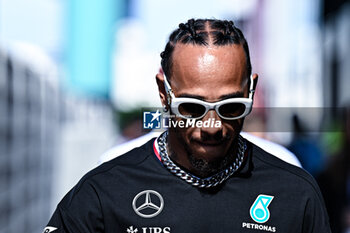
[178,103,206,118]
[218,103,246,118]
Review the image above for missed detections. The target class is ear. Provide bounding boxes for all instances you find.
[155,72,168,108]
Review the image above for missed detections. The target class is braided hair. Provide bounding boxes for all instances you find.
[160,19,252,81]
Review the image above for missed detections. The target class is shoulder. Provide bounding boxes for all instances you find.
[251,142,324,200]
[97,137,156,168]
[241,132,301,167]
[59,138,156,208]
[99,132,161,164]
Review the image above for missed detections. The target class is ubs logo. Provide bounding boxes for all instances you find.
[127,226,171,233]
[132,190,164,218]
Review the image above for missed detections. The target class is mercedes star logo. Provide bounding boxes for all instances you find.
[132,190,164,218]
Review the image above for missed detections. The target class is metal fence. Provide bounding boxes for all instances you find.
[0,49,60,233]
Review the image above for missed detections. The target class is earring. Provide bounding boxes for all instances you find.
[163,105,168,112]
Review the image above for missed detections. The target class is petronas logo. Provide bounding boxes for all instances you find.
[250,194,274,223]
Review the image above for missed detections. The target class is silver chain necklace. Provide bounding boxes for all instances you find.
[157,131,247,188]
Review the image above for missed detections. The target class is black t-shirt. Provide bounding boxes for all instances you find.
[44,138,331,233]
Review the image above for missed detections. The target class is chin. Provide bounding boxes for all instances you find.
[191,144,228,162]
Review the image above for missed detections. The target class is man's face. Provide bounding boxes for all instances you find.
[168,43,249,164]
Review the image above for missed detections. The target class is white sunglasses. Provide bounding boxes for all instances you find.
[163,75,255,120]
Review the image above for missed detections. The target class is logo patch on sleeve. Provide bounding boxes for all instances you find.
[43,226,58,233]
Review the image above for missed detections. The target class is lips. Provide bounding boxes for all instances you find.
[193,140,224,147]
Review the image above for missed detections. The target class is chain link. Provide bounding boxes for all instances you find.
[157,131,246,188]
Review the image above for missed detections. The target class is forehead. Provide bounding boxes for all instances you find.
[170,44,247,100]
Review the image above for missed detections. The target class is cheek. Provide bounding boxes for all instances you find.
[223,119,244,135]
[172,117,198,138]
[186,127,201,140]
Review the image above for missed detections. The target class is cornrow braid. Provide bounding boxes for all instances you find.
[224,20,234,35]
[161,18,252,83]
[179,19,198,39]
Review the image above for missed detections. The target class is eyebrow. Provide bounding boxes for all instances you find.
[177,93,206,100]
[219,92,245,99]
[177,92,245,101]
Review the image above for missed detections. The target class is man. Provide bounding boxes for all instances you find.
[45,19,330,233]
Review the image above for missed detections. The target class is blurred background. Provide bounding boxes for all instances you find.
[0,0,349,232]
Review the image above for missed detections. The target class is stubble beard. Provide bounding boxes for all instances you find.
[171,122,244,178]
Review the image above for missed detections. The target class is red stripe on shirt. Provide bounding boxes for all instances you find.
[153,139,161,161]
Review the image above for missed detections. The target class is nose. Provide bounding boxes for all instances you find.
[199,109,223,139]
